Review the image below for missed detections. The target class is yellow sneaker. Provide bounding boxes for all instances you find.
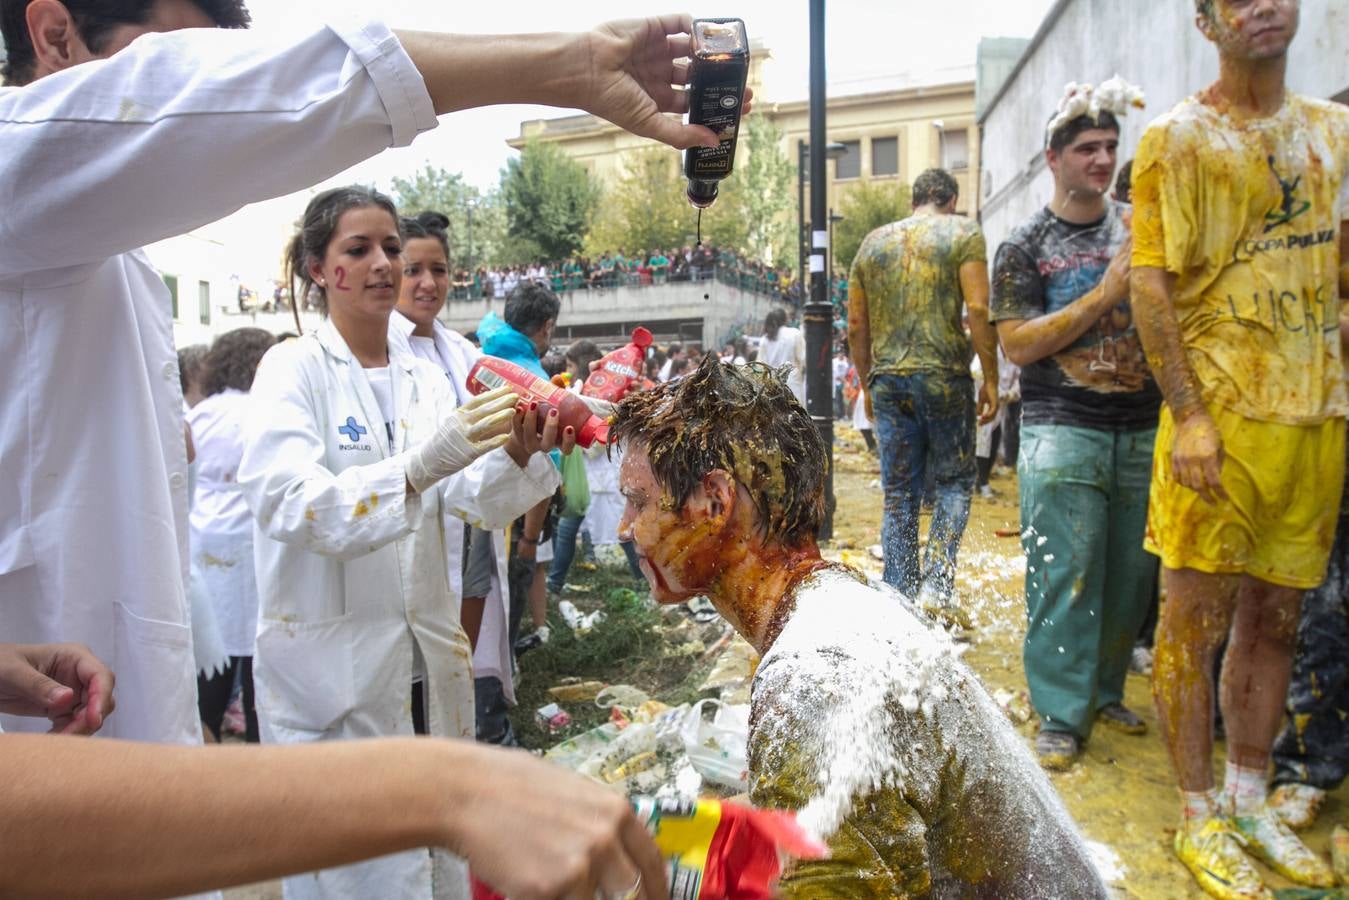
[1174,818,1273,900]
[1231,806,1336,888]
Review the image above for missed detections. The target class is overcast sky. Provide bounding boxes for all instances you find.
[160,0,1059,279]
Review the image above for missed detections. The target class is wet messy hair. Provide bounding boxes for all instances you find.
[609,356,827,547]
[2,0,250,86]
[1047,109,1120,153]
[1195,0,1215,20]
[400,210,450,261]
[912,167,959,207]
[204,327,274,396]
[284,185,399,328]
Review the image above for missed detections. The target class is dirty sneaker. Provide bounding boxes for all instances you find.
[1266,782,1326,830]
[1035,729,1080,771]
[1231,805,1336,887]
[1129,644,1153,675]
[1175,817,1273,900]
[513,625,551,656]
[1096,702,1147,735]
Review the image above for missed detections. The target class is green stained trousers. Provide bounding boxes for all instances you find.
[1019,423,1158,740]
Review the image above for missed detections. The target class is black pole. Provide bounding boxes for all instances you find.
[796,140,806,306]
[805,0,834,540]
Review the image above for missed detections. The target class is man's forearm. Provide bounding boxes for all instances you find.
[997,283,1113,366]
[0,735,456,898]
[1131,266,1206,420]
[395,30,580,116]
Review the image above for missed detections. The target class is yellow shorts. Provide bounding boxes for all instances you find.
[1145,404,1345,590]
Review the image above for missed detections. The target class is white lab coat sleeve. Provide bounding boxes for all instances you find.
[0,18,436,272]
[440,449,560,531]
[239,346,424,562]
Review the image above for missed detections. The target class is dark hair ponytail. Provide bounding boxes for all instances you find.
[284,186,400,334]
[400,210,451,261]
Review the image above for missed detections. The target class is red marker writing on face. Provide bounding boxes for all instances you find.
[334,266,351,291]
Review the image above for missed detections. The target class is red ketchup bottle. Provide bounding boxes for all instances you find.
[466,357,609,447]
[583,327,654,402]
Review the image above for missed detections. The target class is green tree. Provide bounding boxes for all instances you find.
[833,180,913,273]
[499,140,600,261]
[717,113,795,265]
[584,147,694,257]
[388,165,506,270]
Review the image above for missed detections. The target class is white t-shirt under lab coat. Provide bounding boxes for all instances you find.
[0,20,437,741]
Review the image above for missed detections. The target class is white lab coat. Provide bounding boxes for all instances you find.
[239,320,557,900]
[757,326,808,406]
[387,312,516,702]
[188,389,259,658]
[0,19,436,741]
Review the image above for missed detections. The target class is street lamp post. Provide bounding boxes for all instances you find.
[805,0,835,540]
[797,140,846,307]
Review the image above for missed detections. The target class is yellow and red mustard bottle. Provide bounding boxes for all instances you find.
[582,327,653,402]
[466,357,609,447]
[684,18,750,209]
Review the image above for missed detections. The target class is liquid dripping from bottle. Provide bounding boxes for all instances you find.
[696,208,703,248]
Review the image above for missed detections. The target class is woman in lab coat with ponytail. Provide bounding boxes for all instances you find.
[386,210,519,743]
[238,187,567,900]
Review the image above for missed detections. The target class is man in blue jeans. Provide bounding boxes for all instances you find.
[992,85,1158,770]
[847,169,999,618]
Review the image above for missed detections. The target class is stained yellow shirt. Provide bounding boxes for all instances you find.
[1132,92,1349,424]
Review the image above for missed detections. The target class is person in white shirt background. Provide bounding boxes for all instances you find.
[756,308,807,405]
[189,326,275,744]
[2,0,727,895]
[387,209,524,746]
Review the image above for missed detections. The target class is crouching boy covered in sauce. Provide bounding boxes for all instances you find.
[610,358,1107,898]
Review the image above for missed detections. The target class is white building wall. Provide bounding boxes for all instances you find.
[978,0,1349,255]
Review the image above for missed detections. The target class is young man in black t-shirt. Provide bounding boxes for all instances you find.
[991,96,1160,771]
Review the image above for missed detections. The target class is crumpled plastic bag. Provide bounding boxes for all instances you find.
[679,699,750,793]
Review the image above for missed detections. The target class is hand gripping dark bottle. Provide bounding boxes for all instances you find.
[684,18,750,210]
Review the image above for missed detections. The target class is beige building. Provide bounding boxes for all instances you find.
[510,49,980,219]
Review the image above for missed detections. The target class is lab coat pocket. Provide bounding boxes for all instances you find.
[255,615,356,738]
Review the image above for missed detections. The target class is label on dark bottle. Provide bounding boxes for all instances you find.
[687,64,747,178]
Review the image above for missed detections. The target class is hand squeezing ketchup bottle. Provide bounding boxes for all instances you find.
[466,357,610,447]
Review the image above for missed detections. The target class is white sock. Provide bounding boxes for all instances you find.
[1182,789,1221,824]
[1226,762,1268,815]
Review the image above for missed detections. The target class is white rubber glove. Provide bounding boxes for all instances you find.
[578,394,618,419]
[405,386,519,494]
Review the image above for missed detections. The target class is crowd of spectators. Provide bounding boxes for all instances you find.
[448,245,798,305]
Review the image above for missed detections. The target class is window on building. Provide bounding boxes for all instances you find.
[942,129,969,170]
[834,140,861,179]
[872,137,899,177]
[163,274,179,320]
[198,280,211,326]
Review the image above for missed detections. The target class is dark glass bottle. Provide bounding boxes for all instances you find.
[684,18,750,209]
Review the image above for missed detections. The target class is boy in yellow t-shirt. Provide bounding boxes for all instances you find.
[1131,2,1349,898]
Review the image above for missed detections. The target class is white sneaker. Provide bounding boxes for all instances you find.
[978,484,995,499]
[1266,783,1326,831]
[1129,645,1154,675]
